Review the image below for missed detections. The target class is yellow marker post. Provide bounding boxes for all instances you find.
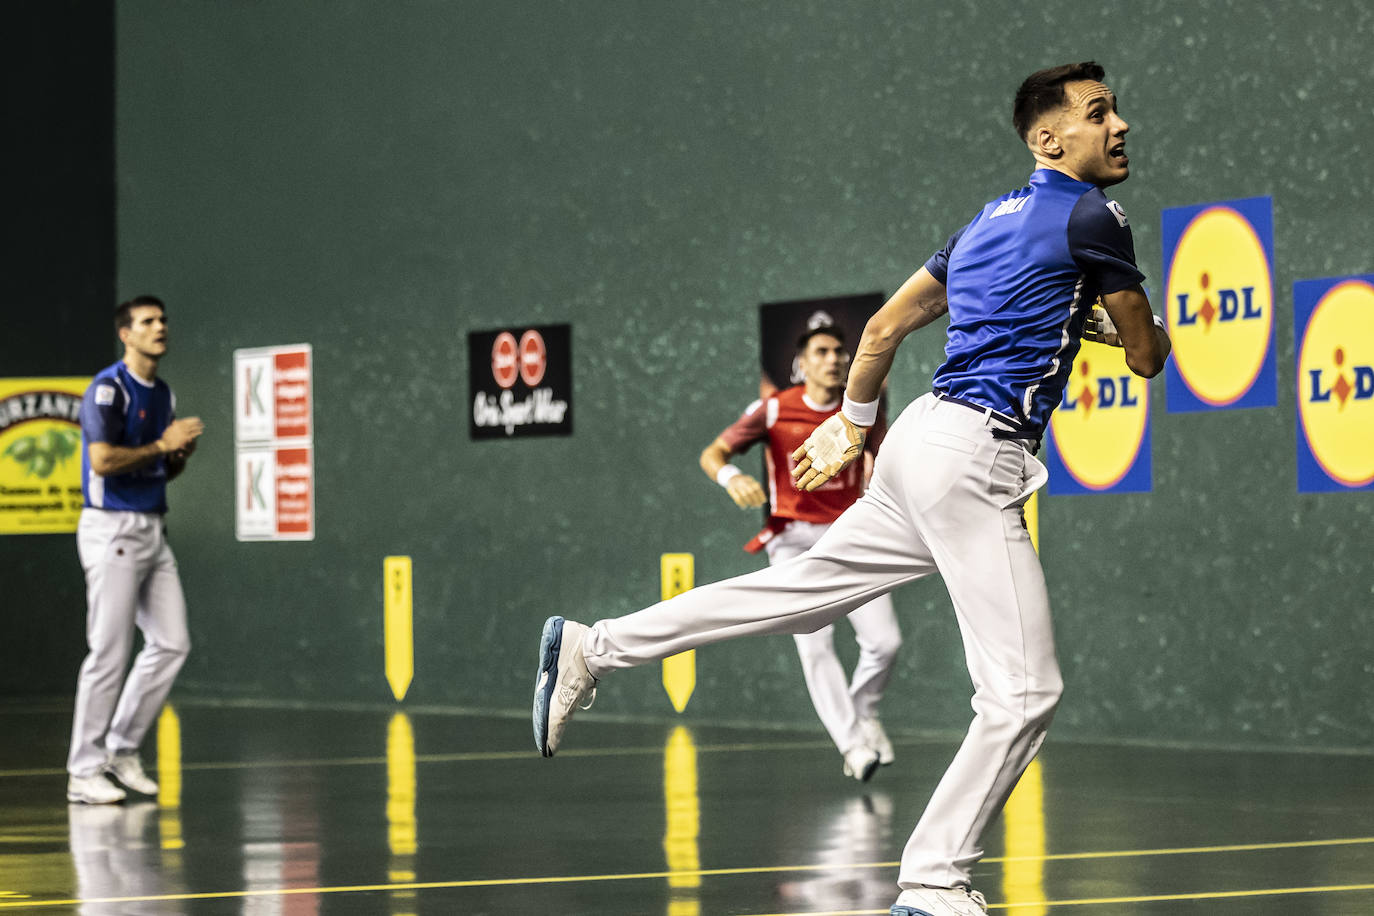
[660,553,695,713]
[384,556,414,701]
[156,704,185,855]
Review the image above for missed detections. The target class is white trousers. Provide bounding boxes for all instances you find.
[583,393,1059,889]
[68,509,191,776]
[767,520,901,755]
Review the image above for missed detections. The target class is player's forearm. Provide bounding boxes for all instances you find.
[1147,324,1172,371]
[1102,285,1170,378]
[88,441,166,476]
[847,269,949,404]
[700,439,734,480]
[847,346,898,404]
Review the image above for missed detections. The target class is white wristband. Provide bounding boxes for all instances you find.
[1152,313,1166,332]
[715,464,743,487]
[841,395,878,427]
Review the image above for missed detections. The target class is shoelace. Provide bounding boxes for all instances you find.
[579,687,597,711]
[967,888,988,909]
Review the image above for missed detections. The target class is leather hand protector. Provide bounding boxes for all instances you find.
[790,413,867,492]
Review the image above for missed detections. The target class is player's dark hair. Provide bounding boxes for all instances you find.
[1012,61,1106,141]
[115,295,166,331]
[796,325,846,351]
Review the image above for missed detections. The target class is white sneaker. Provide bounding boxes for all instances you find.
[67,773,127,805]
[533,616,597,757]
[860,716,895,765]
[104,753,159,795]
[891,885,988,915]
[842,744,880,782]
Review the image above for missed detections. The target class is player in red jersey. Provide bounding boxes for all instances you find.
[699,325,901,782]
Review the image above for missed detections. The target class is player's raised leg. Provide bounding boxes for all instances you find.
[533,435,937,757]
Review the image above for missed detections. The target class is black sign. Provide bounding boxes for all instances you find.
[469,324,573,439]
[758,293,885,397]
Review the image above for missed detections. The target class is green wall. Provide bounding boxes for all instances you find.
[21,0,1372,749]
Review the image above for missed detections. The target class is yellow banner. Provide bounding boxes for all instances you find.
[0,378,89,535]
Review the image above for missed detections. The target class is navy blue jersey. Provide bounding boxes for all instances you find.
[80,361,176,513]
[925,168,1145,431]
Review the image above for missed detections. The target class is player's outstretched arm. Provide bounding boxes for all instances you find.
[792,268,948,491]
[700,436,767,508]
[846,266,949,403]
[1086,285,1170,378]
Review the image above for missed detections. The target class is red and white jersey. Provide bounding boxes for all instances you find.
[719,386,887,531]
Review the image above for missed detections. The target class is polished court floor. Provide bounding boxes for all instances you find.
[1,701,1373,914]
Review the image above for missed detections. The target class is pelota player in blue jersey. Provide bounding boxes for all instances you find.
[533,62,1170,915]
[66,295,204,805]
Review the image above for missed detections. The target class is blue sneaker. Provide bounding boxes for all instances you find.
[891,886,987,915]
[533,616,597,757]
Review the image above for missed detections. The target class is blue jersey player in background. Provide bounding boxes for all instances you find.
[532,62,1171,916]
[67,295,205,805]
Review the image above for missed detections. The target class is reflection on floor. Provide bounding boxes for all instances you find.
[1,701,1373,914]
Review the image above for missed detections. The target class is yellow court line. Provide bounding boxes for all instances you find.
[6,879,1374,912]
[4,843,1374,910]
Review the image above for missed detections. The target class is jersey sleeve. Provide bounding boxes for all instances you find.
[81,380,126,444]
[1068,190,1147,295]
[923,211,980,284]
[718,399,768,453]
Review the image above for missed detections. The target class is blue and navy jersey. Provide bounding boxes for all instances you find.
[925,168,1145,432]
[80,361,176,513]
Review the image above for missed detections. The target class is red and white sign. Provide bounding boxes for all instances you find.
[519,330,547,386]
[234,344,313,443]
[492,333,519,389]
[235,445,314,541]
[234,343,314,541]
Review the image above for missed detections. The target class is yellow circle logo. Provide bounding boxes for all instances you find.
[1298,280,1374,487]
[1166,206,1273,405]
[1049,342,1149,490]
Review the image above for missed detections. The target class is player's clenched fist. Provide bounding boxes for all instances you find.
[724,473,767,509]
[791,413,867,492]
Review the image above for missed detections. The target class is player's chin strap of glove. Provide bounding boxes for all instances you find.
[791,395,872,492]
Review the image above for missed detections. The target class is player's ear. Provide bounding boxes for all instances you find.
[1033,124,1062,159]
